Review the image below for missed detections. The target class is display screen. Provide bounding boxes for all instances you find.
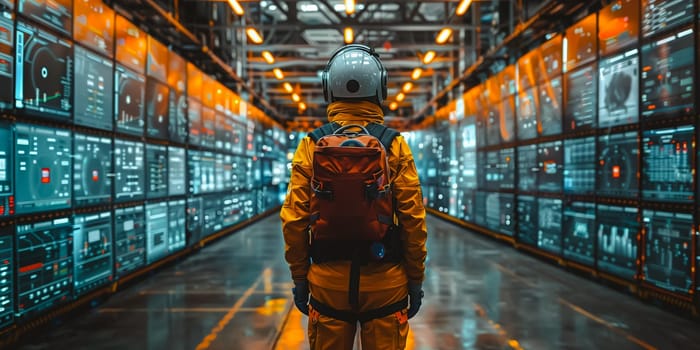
[457,118,477,190]
[202,195,222,236]
[562,201,596,266]
[538,76,563,136]
[518,144,538,192]
[1,0,14,11]
[221,194,243,228]
[145,79,169,140]
[599,49,639,127]
[480,149,514,190]
[72,212,112,296]
[146,35,167,82]
[0,11,13,110]
[186,197,202,246]
[642,126,694,202]
[216,112,234,151]
[485,193,514,237]
[0,225,13,329]
[18,0,71,35]
[598,0,639,56]
[14,124,71,214]
[516,87,538,140]
[73,0,114,57]
[146,143,168,199]
[640,28,695,119]
[168,90,187,144]
[168,200,186,253]
[537,198,562,255]
[0,122,13,217]
[188,150,215,194]
[168,146,186,196]
[565,13,597,72]
[641,0,694,38]
[517,195,537,247]
[73,45,114,131]
[457,189,474,222]
[201,107,216,149]
[115,15,146,73]
[538,35,562,82]
[16,217,72,319]
[497,65,516,97]
[167,50,186,92]
[597,205,639,279]
[114,205,145,277]
[114,65,145,135]
[537,140,563,192]
[73,134,111,207]
[146,202,168,264]
[597,131,639,198]
[642,210,693,293]
[563,136,596,195]
[15,21,72,119]
[215,153,232,192]
[517,48,539,91]
[114,138,144,202]
[564,63,597,132]
[187,98,202,146]
[499,96,515,143]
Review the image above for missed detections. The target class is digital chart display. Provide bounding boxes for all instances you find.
[0,226,13,329]
[640,28,695,119]
[114,138,144,202]
[73,45,114,131]
[72,212,112,296]
[201,107,217,149]
[168,200,186,253]
[457,189,474,221]
[115,15,146,74]
[485,193,514,237]
[597,131,639,198]
[599,49,639,127]
[517,195,537,247]
[16,217,72,319]
[0,122,13,217]
[563,201,596,266]
[114,205,145,277]
[538,76,562,136]
[168,90,188,144]
[597,205,639,279]
[187,98,202,146]
[188,150,216,194]
[598,0,639,56]
[564,63,597,132]
[73,134,111,207]
[146,202,168,264]
[642,210,693,293]
[168,146,186,196]
[563,136,596,195]
[537,141,563,192]
[186,197,203,246]
[480,149,514,190]
[215,153,232,192]
[216,113,234,151]
[18,0,72,36]
[114,65,145,135]
[202,195,222,236]
[642,126,694,202]
[538,35,562,82]
[14,124,71,214]
[146,79,169,140]
[146,144,168,199]
[73,0,114,57]
[146,36,167,82]
[641,0,694,38]
[516,87,538,140]
[0,12,13,111]
[518,144,537,192]
[15,21,73,120]
[565,13,597,72]
[538,198,563,255]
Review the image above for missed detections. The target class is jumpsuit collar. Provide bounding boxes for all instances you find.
[326,101,384,125]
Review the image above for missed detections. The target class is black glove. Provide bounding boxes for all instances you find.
[407,282,424,319]
[292,280,310,315]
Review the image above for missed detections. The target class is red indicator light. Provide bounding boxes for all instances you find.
[92,170,99,182]
[41,168,51,183]
[612,165,621,178]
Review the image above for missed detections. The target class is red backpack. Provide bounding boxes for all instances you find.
[307,122,401,263]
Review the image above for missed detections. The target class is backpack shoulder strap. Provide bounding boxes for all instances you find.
[308,122,340,142]
[364,123,400,151]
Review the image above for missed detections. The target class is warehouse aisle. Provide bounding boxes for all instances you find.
[14,214,700,350]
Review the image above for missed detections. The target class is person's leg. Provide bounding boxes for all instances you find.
[308,284,357,350]
[358,286,409,350]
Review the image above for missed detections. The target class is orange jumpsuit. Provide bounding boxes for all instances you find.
[280,100,428,350]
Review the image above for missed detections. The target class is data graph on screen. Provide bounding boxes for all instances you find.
[563,201,596,266]
[114,205,145,277]
[642,0,694,38]
[0,122,13,217]
[538,198,562,255]
[643,210,693,293]
[73,45,114,131]
[563,136,596,195]
[597,205,639,279]
[72,212,112,296]
[642,126,694,202]
[517,195,537,247]
[114,139,144,202]
[564,63,597,132]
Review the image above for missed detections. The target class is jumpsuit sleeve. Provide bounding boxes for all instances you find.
[280,137,314,282]
[389,135,428,284]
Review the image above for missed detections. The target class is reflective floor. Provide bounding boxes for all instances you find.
[14,214,700,350]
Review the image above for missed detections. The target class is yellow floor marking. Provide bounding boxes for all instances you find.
[98,307,260,313]
[194,268,268,350]
[473,303,524,350]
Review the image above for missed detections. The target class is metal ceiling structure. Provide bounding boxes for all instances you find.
[104,0,601,129]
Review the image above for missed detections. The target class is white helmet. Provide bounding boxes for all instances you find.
[322,44,388,105]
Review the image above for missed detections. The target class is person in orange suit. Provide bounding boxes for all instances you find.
[280,44,428,350]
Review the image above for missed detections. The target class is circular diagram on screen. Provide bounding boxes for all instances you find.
[29,155,66,200]
[117,76,143,126]
[82,155,107,196]
[30,47,64,106]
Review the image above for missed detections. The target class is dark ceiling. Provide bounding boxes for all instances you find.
[105,0,600,129]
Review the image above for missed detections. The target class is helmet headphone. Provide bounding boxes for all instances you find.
[321,44,388,103]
